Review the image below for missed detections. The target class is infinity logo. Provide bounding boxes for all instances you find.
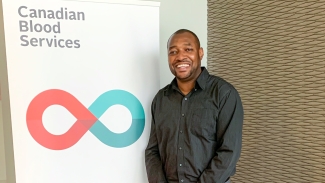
[26,89,145,150]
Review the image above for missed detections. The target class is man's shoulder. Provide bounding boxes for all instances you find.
[155,84,171,98]
[207,74,237,94]
[151,84,171,104]
[155,84,171,97]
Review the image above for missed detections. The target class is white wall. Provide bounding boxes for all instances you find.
[147,0,208,88]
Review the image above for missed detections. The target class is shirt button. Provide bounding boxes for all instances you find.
[181,180,184,182]
[179,147,182,150]
[180,130,183,133]
[184,98,187,100]
[179,164,182,167]
[182,114,184,117]
[194,89,197,91]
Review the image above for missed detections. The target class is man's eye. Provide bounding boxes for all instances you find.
[185,48,193,52]
[169,51,177,55]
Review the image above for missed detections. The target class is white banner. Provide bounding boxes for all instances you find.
[1,0,159,182]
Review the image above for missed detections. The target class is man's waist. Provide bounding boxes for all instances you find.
[168,177,230,183]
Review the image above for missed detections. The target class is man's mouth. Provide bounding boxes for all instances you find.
[176,64,190,71]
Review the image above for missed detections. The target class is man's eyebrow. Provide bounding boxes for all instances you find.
[168,43,193,50]
[168,45,177,50]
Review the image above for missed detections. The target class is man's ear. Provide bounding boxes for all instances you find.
[199,47,204,60]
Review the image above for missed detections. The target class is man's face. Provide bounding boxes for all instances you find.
[167,32,204,82]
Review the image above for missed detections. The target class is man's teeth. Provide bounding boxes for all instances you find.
[177,64,189,68]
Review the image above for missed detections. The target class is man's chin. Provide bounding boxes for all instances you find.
[175,73,191,81]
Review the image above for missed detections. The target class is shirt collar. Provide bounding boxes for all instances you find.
[165,67,209,95]
[195,67,209,90]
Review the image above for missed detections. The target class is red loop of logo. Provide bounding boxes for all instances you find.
[26,89,98,150]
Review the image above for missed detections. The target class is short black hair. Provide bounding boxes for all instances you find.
[167,29,201,48]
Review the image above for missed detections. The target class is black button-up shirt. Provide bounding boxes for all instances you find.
[145,67,243,183]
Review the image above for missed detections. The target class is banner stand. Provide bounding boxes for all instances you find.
[0,0,160,182]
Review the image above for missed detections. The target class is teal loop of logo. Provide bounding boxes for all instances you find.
[88,90,145,148]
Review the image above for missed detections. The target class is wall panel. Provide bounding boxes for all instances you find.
[208,0,325,182]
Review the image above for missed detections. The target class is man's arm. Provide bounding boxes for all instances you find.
[198,86,244,183]
[145,97,167,183]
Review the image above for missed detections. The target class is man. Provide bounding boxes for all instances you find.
[145,29,243,183]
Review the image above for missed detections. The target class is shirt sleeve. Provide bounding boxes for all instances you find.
[145,96,168,183]
[198,86,244,183]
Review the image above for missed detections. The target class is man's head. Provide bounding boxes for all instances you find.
[167,29,204,83]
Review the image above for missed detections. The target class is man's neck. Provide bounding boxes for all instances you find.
[177,79,196,96]
[176,68,202,95]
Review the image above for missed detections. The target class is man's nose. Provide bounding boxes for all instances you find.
[176,50,187,61]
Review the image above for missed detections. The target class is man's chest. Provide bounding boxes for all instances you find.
[154,94,219,140]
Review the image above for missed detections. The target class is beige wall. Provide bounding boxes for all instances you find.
[0,81,4,181]
[1,0,16,182]
[208,0,325,182]
[0,101,6,182]
[0,2,7,183]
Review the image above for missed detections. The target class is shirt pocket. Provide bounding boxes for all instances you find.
[190,108,216,139]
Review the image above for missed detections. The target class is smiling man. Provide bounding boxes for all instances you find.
[145,29,244,183]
